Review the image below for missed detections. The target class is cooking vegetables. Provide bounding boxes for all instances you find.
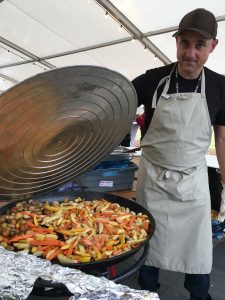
[0,197,151,264]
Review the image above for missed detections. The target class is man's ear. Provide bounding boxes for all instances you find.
[210,39,218,53]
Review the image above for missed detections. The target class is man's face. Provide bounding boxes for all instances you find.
[176,30,218,78]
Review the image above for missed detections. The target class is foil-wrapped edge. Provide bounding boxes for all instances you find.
[0,247,159,300]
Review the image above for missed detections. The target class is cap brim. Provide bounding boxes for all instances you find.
[173,28,214,39]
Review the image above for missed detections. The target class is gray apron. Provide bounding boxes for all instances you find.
[137,66,212,274]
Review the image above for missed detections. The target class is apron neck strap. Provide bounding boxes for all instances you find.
[200,68,206,98]
[152,63,177,108]
[152,64,206,108]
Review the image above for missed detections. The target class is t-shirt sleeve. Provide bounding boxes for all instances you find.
[215,89,225,126]
[131,64,173,134]
[131,69,158,108]
[131,70,157,135]
[132,73,148,107]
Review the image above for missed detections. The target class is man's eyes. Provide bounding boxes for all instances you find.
[180,40,189,46]
[180,41,206,48]
[197,44,205,49]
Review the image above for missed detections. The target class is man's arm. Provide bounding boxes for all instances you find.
[214,125,225,184]
[214,125,225,220]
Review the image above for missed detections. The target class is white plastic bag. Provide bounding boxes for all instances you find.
[218,182,225,222]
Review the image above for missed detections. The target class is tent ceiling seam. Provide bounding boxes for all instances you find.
[95,0,171,65]
[0,36,56,70]
[0,72,18,83]
[144,15,225,37]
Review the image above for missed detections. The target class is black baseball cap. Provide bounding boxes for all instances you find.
[173,8,217,39]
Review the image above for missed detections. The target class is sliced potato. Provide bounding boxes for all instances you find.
[57,254,78,264]
[13,242,30,250]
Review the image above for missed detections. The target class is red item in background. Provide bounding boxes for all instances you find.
[136,112,145,130]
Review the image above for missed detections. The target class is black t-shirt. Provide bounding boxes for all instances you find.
[132,63,225,137]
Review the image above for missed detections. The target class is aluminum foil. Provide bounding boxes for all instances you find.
[0,247,159,300]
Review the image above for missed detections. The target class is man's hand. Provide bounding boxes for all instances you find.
[218,183,225,222]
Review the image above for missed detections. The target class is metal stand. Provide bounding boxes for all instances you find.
[109,243,149,283]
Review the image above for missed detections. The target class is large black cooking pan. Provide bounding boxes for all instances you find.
[0,191,155,270]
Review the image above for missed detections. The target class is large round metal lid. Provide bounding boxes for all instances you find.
[0,66,137,199]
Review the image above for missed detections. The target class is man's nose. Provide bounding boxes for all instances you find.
[185,46,197,58]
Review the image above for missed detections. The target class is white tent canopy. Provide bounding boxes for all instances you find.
[0,0,225,93]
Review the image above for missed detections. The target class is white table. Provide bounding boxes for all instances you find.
[206,154,219,169]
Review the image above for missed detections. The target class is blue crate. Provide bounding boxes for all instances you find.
[74,162,138,192]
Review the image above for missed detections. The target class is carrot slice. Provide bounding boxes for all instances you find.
[30,239,65,247]
[100,235,106,247]
[106,245,113,251]
[26,221,35,228]
[129,215,136,226]
[100,212,114,216]
[46,247,61,261]
[112,249,123,256]
[66,242,75,257]
[95,218,110,224]
[143,221,149,230]
[31,227,55,234]
[37,245,52,251]
[82,238,93,246]
[63,209,71,220]
[93,235,102,250]
[104,224,114,235]
[9,233,35,243]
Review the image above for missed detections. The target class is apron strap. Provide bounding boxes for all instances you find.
[152,65,206,108]
[158,167,197,181]
[200,68,206,98]
[152,76,169,108]
[152,63,177,108]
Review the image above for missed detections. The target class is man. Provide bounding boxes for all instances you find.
[132,8,225,300]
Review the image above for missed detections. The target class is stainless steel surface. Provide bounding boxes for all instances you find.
[0,66,137,199]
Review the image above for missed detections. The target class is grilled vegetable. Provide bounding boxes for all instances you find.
[0,197,151,264]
